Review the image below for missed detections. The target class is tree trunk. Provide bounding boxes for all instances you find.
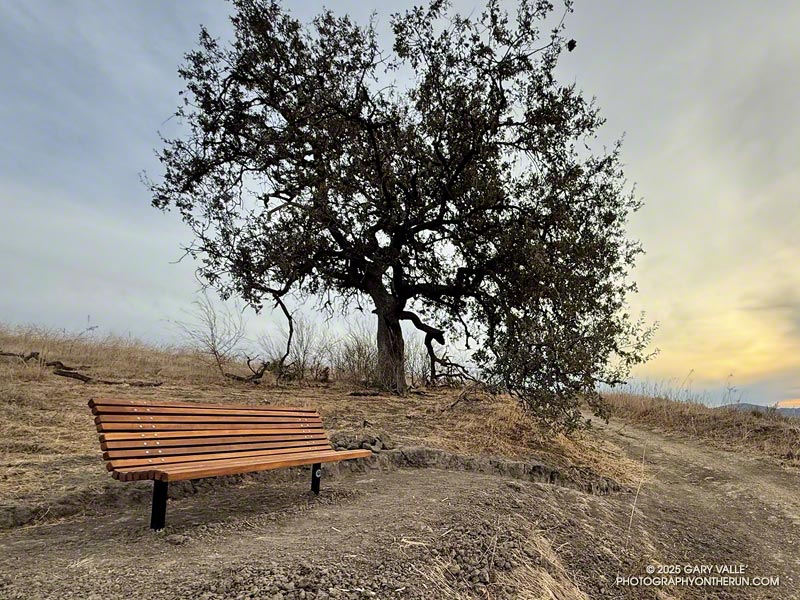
[375,311,406,394]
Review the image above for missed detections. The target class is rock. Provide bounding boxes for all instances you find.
[360,441,382,453]
[506,481,524,492]
[329,432,351,450]
[377,431,395,450]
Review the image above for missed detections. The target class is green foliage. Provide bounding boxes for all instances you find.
[149,0,654,431]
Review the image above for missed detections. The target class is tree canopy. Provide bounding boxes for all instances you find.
[149,0,654,431]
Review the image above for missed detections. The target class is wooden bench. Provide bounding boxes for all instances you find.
[88,397,372,529]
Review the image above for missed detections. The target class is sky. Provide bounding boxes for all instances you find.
[1,1,798,406]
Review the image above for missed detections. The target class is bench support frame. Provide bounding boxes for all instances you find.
[311,463,321,495]
[151,480,168,530]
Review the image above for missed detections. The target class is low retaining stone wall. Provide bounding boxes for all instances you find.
[324,445,620,495]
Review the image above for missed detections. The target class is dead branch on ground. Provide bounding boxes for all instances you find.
[52,369,162,387]
[1,349,162,387]
[446,382,495,411]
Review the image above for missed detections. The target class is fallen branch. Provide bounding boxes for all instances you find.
[1,350,87,370]
[221,355,270,384]
[2,348,162,387]
[53,369,162,387]
[445,382,494,411]
[45,360,84,371]
[1,350,40,362]
[223,371,262,384]
[52,369,93,383]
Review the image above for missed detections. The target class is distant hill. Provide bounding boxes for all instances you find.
[718,402,800,419]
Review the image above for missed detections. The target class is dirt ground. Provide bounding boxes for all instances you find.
[0,380,798,599]
[593,417,799,599]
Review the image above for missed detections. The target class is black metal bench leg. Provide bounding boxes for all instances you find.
[311,463,321,495]
[150,480,168,530]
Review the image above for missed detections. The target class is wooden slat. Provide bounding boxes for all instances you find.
[158,450,342,474]
[159,448,371,475]
[95,415,321,425]
[104,438,331,460]
[101,432,328,451]
[158,448,373,481]
[113,446,335,475]
[112,448,342,481]
[91,405,317,418]
[99,428,325,442]
[89,398,317,412]
[91,398,372,485]
[107,443,333,470]
[97,422,322,432]
[111,448,372,482]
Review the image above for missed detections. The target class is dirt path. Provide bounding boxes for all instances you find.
[593,417,800,597]
[0,420,797,599]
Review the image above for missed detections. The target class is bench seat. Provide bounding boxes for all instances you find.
[112,448,371,482]
[88,397,372,529]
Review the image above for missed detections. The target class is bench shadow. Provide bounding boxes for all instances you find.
[2,467,364,545]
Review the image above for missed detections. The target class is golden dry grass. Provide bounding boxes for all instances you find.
[605,392,800,464]
[0,323,241,384]
[496,522,591,600]
[0,323,641,509]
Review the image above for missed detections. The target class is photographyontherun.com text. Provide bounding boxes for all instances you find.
[617,564,780,588]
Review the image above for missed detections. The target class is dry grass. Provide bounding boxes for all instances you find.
[0,323,642,510]
[417,515,590,600]
[606,392,800,464]
[496,523,591,600]
[429,391,641,486]
[0,323,228,384]
[280,386,642,486]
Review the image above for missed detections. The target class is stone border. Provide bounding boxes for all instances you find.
[326,446,620,495]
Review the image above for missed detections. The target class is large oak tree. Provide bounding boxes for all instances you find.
[150,0,654,431]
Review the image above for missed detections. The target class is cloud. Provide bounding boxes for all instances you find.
[556,1,800,404]
[1,0,798,404]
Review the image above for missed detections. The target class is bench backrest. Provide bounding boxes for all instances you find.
[89,398,331,474]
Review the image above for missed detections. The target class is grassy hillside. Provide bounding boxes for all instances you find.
[0,323,637,517]
[2,323,799,599]
[606,392,800,463]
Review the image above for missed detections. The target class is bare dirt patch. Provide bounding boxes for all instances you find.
[2,435,797,600]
